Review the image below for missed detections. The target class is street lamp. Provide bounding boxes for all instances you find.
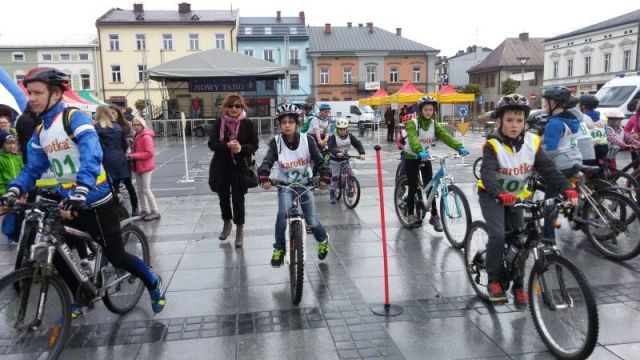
[517,57,530,93]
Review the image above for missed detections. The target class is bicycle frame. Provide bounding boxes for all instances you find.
[415,155,461,217]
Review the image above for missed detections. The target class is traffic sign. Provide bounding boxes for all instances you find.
[456,122,470,136]
[478,95,484,105]
[458,106,468,118]
[529,93,537,101]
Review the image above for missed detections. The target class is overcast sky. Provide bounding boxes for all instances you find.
[2,1,638,55]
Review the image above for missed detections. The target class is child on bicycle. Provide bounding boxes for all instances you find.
[327,118,365,204]
[478,94,577,309]
[258,104,331,267]
[403,96,468,229]
[605,109,640,169]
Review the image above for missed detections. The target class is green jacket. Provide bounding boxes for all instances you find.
[0,152,23,194]
[403,115,462,159]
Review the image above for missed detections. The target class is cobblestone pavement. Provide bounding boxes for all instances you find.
[1,130,640,359]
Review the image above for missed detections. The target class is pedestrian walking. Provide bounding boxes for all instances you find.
[384,106,396,142]
[128,116,160,221]
[208,93,259,248]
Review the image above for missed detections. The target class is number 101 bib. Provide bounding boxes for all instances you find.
[489,132,540,194]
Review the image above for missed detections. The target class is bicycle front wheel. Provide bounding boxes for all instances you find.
[581,189,640,260]
[289,221,304,305]
[473,157,482,180]
[103,224,150,314]
[440,184,471,249]
[343,175,361,209]
[464,221,491,301]
[0,267,72,360]
[529,253,598,359]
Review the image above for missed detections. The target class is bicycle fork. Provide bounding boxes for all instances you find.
[532,247,573,310]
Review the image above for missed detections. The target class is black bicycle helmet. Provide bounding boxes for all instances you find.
[578,94,599,109]
[493,93,531,119]
[542,86,571,105]
[275,103,300,122]
[417,96,438,112]
[22,67,69,89]
[567,96,579,109]
[0,105,13,119]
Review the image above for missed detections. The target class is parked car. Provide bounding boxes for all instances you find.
[193,121,214,137]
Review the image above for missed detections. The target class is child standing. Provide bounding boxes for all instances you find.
[605,109,640,169]
[0,132,23,245]
[327,118,365,204]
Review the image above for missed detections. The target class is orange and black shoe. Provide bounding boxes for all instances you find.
[488,281,508,303]
[513,287,529,311]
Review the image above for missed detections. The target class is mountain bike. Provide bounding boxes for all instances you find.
[465,197,598,359]
[333,155,361,209]
[0,196,149,359]
[272,178,319,305]
[394,153,471,249]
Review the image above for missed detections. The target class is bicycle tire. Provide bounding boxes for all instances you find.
[0,267,72,360]
[394,176,425,228]
[464,221,491,301]
[343,175,361,209]
[528,253,598,359]
[608,170,640,205]
[473,157,482,180]
[440,184,472,249]
[581,189,640,260]
[289,221,304,305]
[335,179,342,201]
[102,225,150,314]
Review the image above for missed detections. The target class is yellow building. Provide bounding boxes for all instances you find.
[96,2,238,109]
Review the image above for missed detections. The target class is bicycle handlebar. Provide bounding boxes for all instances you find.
[420,152,464,163]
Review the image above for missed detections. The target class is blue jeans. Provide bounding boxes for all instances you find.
[275,188,326,249]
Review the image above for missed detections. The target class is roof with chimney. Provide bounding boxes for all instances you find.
[544,9,640,42]
[238,13,308,40]
[468,34,545,73]
[308,24,437,53]
[96,3,238,26]
[435,45,493,65]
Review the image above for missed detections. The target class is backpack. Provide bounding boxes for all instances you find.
[300,115,314,134]
[35,107,80,143]
[396,117,419,149]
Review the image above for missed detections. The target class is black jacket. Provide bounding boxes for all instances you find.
[15,111,38,163]
[208,118,259,193]
[479,131,571,199]
[258,133,330,179]
[96,123,131,181]
[327,133,365,161]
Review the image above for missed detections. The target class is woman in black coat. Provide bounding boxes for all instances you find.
[208,94,259,248]
[95,105,139,215]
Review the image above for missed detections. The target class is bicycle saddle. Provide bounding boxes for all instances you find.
[572,164,600,175]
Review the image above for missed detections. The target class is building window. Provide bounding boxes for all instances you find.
[110,65,121,83]
[623,50,632,71]
[289,49,299,65]
[412,67,421,83]
[264,27,272,35]
[366,65,376,82]
[162,34,173,50]
[604,53,611,72]
[215,34,225,49]
[584,56,591,75]
[80,73,91,89]
[490,74,496,88]
[265,80,274,90]
[320,68,329,84]
[567,59,573,77]
[484,76,489,88]
[109,34,119,51]
[553,61,559,78]
[41,53,52,61]
[389,67,398,83]
[60,53,70,62]
[290,74,299,90]
[290,27,298,35]
[263,49,273,62]
[189,34,199,50]
[244,48,253,57]
[343,67,352,84]
[135,34,146,50]
[529,73,538,86]
[79,53,89,61]
[12,53,24,62]
[137,65,146,82]
[245,27,252,35]
[14,70,25,83]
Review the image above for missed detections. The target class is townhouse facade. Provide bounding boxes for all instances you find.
[435,45,492,88]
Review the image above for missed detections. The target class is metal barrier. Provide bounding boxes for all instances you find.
[151,117,275,137]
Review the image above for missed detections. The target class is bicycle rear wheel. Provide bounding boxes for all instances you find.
[102,225,150,314]
[464,221,491,301]
[0,267,72,360]
[609,170,640,206]
[528,253,598,359]
[289,222,304,305]
[343,175,361,209]
[440,184,471,249]
[581,189,640,260]
[394,176,425,228]
[473,157,482,180]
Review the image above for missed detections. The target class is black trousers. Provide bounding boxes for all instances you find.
[386,123,395,141]
[218,168,246,225]
[113,177,139,212]
[405,158,437,216]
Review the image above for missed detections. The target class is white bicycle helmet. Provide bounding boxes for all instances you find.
[335,118,349,129]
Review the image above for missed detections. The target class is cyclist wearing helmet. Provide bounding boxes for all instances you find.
[606,109,639,169]
[477,94,576,307]
[327,118,365,204]
[1,67,166,315]
[579,94,608,163]
[258,104,331,266]
[403,96,469,229]
[309,103,332,148]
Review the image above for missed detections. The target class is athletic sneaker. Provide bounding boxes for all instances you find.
[513,287,529,311]
[488,281,507,303]
[318,234,329,260]
[271,248,285,267]
[429,215,443,232]
[149,273,166,313]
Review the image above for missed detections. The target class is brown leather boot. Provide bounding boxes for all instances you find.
[219,220,232,240]
[234,225,244,248]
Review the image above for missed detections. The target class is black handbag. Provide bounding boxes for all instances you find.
[244,157,259,188]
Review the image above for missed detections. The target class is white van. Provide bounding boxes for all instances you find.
[319,101,377,128]
[595,75,640,118]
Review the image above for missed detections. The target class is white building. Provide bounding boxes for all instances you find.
[543,9,640,94]
[436,45,492,88]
